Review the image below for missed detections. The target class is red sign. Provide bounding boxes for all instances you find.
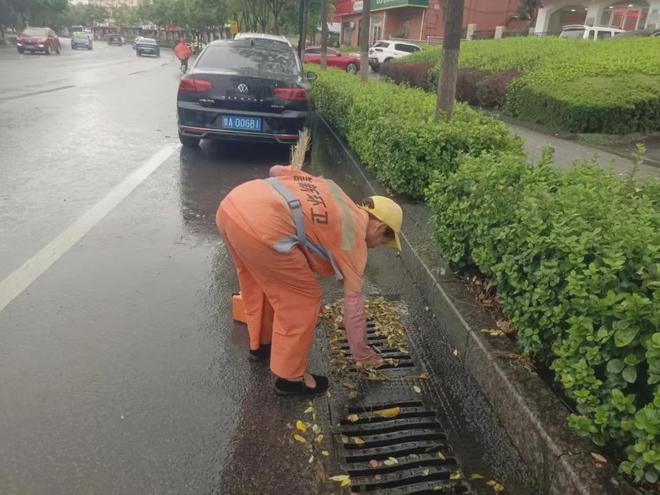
[335,0,355,16]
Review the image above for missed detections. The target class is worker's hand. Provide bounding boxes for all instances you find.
[356,351,385,369]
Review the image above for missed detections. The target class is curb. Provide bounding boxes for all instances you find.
[314,114,638,495]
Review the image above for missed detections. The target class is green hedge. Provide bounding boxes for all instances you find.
[426,151,660,485]
[400,37,660,134]
[309,68,522,198]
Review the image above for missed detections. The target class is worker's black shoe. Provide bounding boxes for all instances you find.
[248,344,271,362]
[274,374,329,396]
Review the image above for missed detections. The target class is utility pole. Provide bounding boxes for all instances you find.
[359,0,370,82]
[436,0,464,121]
[297,0,307,60]
[320,0,328,69]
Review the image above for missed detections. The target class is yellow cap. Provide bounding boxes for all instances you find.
[358,196,403,250]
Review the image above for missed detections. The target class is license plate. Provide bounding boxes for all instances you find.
[221,115,262,132]
[25,44,34,49]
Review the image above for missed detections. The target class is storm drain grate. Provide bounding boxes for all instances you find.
[335,401,473,494]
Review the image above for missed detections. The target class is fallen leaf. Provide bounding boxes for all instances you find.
[312,424,320,434]
[329,474,350,482]
[304,406,313,414]
[450,470,462,480]
[315,434,324,444]
[453,349,459,357]
[591,452,607,464]
[321,450,330,457]
[293,433,306,443]
[374,474,382,481]
[348,390,359,399]
[413,385,422,393]
[368,459,383,469]
[436,452,446,460]
[295,420,307,433]
[422,468,430,476]
[374,407,401,419]
[470,473,485,480]
[384,457,398,466]
[340,478,351,487]
[308,455,314,464]
[341,435,350,444]
[352,436,365,446]
[343,382,356,390]
[346,414,359,423]
[418,372,429,379]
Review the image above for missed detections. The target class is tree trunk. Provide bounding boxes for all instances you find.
[302,0,309,47]
[320,0,328,69]
[436,0,464,121]
[273,12,279,34]
[359,0,370,82]
[297,0,306,59]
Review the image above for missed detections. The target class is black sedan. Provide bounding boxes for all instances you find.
[108,34,123,46]
[177,38,315,147]
[135,38,160,57]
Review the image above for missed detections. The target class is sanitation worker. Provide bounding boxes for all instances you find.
[216,165,403,396]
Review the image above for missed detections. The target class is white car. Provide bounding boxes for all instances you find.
[368,40,421,71]
[559,25,624,40]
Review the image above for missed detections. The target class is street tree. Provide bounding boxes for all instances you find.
[436,0,464,120]
[264,0,293,34]
[359,0,370,81]
[320,0,328,68]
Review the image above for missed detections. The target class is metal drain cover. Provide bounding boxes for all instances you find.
[334,401,472,494]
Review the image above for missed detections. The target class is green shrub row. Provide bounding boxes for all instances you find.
[308,68,521,198]
[400,37,660,134]
[310,68,660,486]
[426,151,660,485]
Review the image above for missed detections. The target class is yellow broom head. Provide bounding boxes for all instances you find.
[290,127,311,170]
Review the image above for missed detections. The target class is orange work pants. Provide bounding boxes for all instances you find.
[217,203,322,379]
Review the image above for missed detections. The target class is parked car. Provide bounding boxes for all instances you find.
[368,40,421,72]
[135,38,160,57]
[71,32,93,50]
[108,34,123,46]
[16,27,61,55]
[234,32,293,47]
[304,46,360,74]
[177,38,316,147]
[559,25,624,40]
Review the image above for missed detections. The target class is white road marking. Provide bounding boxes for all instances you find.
[0,143,179,314]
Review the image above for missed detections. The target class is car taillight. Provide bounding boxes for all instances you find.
[273,87,308,101]
[178,79,212,92]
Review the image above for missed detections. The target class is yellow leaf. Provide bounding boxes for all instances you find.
[329,475,350,482]
[493,483,505,493]
[347,414,359,423]
[453,349,459,356]
[418,372,429,379]
[312,424,320,434]
[470,473,484,480]
[321,450,330,457]
[450,470,462,480]
[293,433,306,443]
[340,478,352,487]
[304,406,313,414]
[315,434,324,444]
[308,455,314,464]
[422,468,430,476]
[374,407,401,419]
[436,452,446,460]
[295,420,307,433]
[591,452,607,464]
[383,457,398,466]
[487,481,496,486]
[413,385,422,393]
[352,436,365,446]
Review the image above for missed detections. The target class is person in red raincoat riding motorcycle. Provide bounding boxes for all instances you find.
[174,38,193,72]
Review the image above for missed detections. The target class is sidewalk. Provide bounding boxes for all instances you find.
[507,122,660,179]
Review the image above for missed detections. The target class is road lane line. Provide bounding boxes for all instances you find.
[0,143,179,314]
[0,85,76,102]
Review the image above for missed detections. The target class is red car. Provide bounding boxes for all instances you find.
[16,27,61,55]
[303,47,359,74]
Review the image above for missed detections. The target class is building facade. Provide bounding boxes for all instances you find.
[534,0,660,35]
[334,0,522,46]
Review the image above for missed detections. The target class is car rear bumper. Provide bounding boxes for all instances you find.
[177,103,307,144]
[179,125,300,144]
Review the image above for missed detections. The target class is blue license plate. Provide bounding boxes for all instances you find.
[221,115,262,132]
[25,44,34,49]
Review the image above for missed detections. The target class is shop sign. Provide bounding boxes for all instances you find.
[372,0,428,11]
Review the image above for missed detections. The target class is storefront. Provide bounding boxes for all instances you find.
[334,0,521,46]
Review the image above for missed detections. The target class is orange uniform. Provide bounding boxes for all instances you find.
[216,168,369,379]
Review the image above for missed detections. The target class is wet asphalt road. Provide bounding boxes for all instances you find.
[0,41,324,494]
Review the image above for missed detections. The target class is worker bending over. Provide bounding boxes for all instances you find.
[216,165,403,396]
